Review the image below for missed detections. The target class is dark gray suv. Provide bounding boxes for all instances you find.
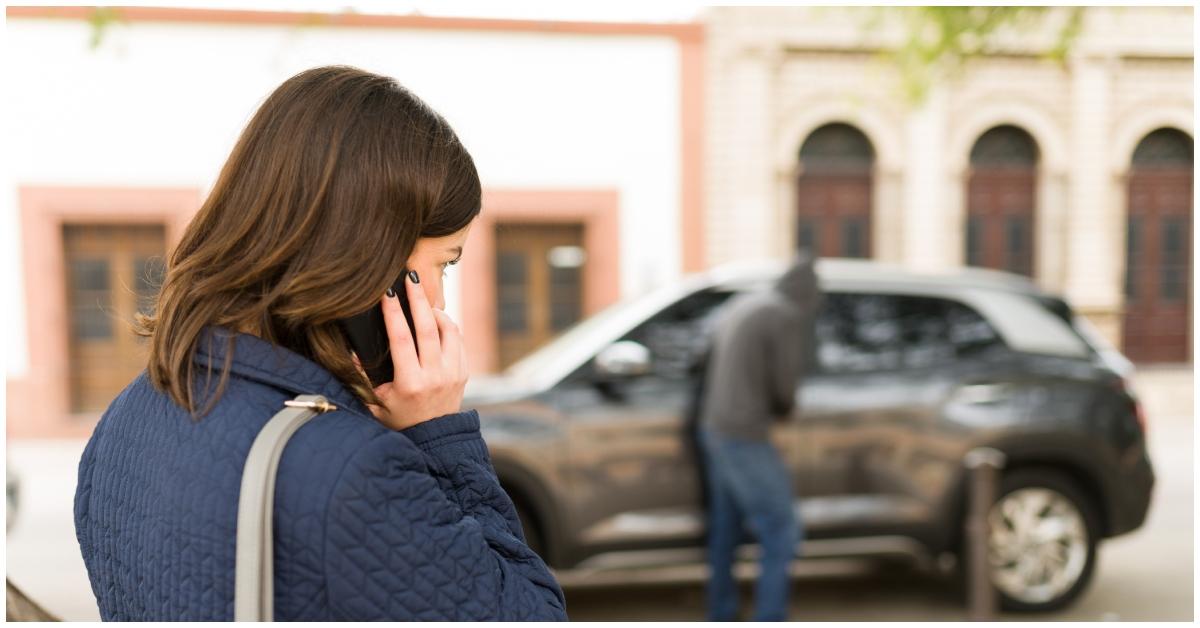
[468,259,1155,613]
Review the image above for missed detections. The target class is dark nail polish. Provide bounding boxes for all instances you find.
[408,270,420,284]
[386,287,396,298]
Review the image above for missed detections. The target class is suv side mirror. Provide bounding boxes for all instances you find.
[594,340,652,378]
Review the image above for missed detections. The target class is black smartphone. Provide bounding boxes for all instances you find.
[337,272,417,388]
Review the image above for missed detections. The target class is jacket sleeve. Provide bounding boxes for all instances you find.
[322,410,567,621]
[73,428,99,597]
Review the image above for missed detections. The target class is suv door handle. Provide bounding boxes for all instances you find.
[957,383,1011,405]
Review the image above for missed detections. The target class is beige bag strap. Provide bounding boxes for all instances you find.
[234,394,337,622]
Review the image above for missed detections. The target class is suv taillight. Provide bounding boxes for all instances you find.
[1110,376,1146,434]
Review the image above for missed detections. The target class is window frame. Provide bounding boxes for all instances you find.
[11,185,197,437]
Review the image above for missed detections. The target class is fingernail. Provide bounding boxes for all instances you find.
[386,287,396,298]
[408,270,420,284]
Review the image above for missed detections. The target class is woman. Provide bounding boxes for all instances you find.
[73,66,567,621]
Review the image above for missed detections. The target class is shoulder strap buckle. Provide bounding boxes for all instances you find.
[282,398,338,413]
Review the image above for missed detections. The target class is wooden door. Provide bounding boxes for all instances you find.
[495,223,585,369]
[796,122,874,258]
[965,168,1036,276]
[63,224,166,412]
[965,125,1038,277]
[796,173,872,259]
[1123,167,1193,363]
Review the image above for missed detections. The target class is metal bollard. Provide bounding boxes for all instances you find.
[963,447,1006,622]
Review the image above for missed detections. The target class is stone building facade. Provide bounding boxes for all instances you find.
[702,6,1193,362]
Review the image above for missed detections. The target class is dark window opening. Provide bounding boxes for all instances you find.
[969,125,1038,168]
[1161,218,1185,302]
[1132,128,1194,167]
[1125,217,1140,300]
[497,251,528,333]
[842,217,866,259]
[799,123,875,174]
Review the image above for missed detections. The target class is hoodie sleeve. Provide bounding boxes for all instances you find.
[322,410,567,621]
[765,307,805,417]
[766,259,821,418]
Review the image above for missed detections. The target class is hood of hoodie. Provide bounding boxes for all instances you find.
[775,251,819,305]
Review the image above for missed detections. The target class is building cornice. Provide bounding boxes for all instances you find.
[5,6,704,42]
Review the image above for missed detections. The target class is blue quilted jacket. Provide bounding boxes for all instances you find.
[73,325,567,621]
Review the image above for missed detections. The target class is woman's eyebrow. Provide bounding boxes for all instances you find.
[446,245,463,259]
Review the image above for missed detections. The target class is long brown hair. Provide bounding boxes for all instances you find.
[136,65,481,418]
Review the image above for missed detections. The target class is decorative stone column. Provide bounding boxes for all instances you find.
[873,166,906,264]
[1037,168,1071,294]
[1064,52,1123,346]
[902,85,950,271]
[707,44,781,266]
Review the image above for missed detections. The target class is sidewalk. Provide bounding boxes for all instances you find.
[6,439,98,621]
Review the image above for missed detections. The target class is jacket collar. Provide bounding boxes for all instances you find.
[191,325,369,416]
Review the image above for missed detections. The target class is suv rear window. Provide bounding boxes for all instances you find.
[817,293,1005,373]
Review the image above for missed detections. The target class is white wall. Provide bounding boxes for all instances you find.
[4,17,684,375]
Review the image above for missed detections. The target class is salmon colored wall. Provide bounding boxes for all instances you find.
[680,36,707,273]
[461,189,621,374]
[7,187,617,437]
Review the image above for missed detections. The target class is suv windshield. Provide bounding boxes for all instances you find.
[503,300,635,381]
[503,280,709,385]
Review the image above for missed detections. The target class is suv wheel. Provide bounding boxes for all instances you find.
[985,468,1101,612]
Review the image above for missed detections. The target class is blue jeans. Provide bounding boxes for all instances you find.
[699,428,801,622]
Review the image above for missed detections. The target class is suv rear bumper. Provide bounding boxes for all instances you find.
[1107,449,1155,537]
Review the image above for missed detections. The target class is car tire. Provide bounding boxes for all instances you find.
[961,467,1102,613]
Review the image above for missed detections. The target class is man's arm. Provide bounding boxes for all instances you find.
[766,309,805,418]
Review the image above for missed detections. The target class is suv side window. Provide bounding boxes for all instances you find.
[619,289,736,380]
[818,292,1004,374]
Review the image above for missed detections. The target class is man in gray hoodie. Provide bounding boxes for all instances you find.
[698,252,821,621]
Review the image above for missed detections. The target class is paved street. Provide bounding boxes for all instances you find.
[5,368,1192,621]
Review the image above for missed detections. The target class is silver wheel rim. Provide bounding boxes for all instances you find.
[987,487,1089,605]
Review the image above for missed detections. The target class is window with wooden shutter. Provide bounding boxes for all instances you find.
[63,224,166,412]
[494,223,586,370]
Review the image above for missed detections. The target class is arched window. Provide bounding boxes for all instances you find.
[965,125,1039,277]
[1123,127,1194,363]
[796,123,874,258]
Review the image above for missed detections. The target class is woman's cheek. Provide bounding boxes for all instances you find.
[424,275,444,310]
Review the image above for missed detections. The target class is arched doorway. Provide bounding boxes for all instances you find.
[796,123,874,258]
[965,125,1039,277]
[1122,128,1194,363]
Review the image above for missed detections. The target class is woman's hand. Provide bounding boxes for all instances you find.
[361,271,468,431]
